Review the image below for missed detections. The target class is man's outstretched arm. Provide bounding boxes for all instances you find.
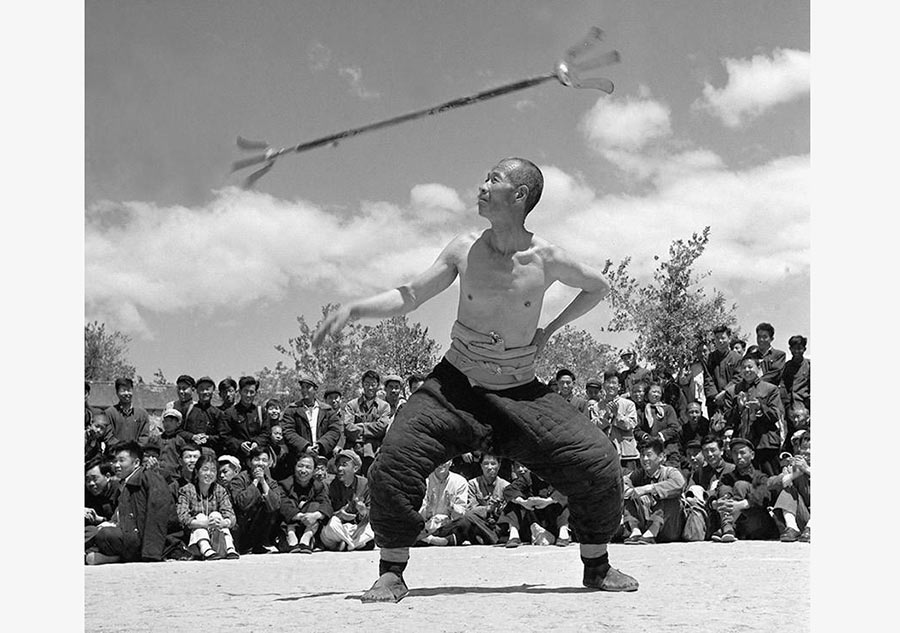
[312,236,464,347]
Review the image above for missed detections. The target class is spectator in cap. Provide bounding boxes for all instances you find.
[220,376,270,458]
[104,377,152,448]
[618,351,651,400]
[752,322,787,387]
[321,449,374,551]
[382,375,406,419]
[342,370,393,476]
[708,437,783,543]
[165,375,196,423]
[683,438,706,485]
[283,375,344,463]
[322,387,342,410]
[178,376,226,455]
[554,368,589,418]
[156,408,189,483]
[622,438,686,544]
[228,446,281,554]
[277,453,333,553]
[217,454,241,487]
[176,453,240,560]
[218,378,238,410]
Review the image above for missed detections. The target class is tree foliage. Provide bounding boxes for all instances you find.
[535,325,618,387]
[273,304,441,400]
[604,227,738,372]
[84,321,136,381]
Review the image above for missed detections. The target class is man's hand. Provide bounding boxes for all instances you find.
[460,452,474,463]
[298,512,321,528]
[240,441,252,454]
[84,508,99,523]
[252,466,265,482]
[529,497,555,509]
[192,433,208,445]
[793,456,810,476]
[530,328,550,356]
[312,305,353,348]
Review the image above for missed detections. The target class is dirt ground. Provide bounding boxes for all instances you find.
[84,540,809,632]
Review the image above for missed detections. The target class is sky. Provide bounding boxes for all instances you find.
[84,0,810,382]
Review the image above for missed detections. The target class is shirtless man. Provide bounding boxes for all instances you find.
[314,157,637,602]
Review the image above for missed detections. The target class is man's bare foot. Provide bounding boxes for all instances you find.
[583,566,639,592]
[360,572,409,603]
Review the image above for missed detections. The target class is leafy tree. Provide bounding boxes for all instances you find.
[357,316,441,381]
[604,227,738,373]
[256,360,302,404]
[152,368,169,386]
[84,321,136,381]
[536,325,618,389]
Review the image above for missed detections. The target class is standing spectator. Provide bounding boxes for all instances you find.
[342,370,393,476]
[637,382,682,465]
[218,378,238,410]
[499,461,570,548]
[282,376,343,462]
[722,357,784,476]
[87,441,179,565]
[681,402,711,451]
[752,322,787,387]
[220,376,269,459]
[555,368,589,418]
[321,450,374,551]
[85,381,104,431]
[705,325,743,419]
[677,341,710,418]
[179,376,225,455]
[278,454,333,553]
[85,412,111,469]
[730,339,746,356]
[780,335,810,413]
[618,350,651,399]
[654,367,688,423]
[104,378,151,447]
[176,453,240,560]
[630,380,649,436]
[594,371,640,475]
[166,375,196,421]
[622,438,686,544]
[407,374,425,395]
[156,408,188,483]
[464,453,511,545]
[228,447,281,554]
[383,375,407,419]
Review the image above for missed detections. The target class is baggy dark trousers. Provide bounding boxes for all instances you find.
[369,359,623,549]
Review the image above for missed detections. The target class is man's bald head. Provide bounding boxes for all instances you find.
[498,157,543,215]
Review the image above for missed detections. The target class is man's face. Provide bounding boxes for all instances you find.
[85,466,109,496]
[603,378,620,399]
[695,343,709,362]
[336,456,358,480]
[647,386,663,404]
[557,375,574,397]
[219,384,236,405]
[250,452,271,471]
[197,383,214,404]
[299,382,316,403]
[325,393,341,409]
[162,415,181,434]
[434,460,452,481]
[756,329,773,350]
[181,449,201,471]
[116,386,133,407]
[687,404,702,422]
[88,415,110,439]
[295,456,315,483]
[639,448,664,475]
[115,450,141,479]
[270,425,284,443]
[740,360,758,382]
[688,448,706,468]
[512,461,529,479]
[731,341,746,355]
[714,331,730,351]
[480,455,500,480]
[477,163,520,218]
[701,441,723,467]
[239,384,257,406]
[314,461,327,480]
[218,463,239,485]
[585,385,601,401]
[631,384,646,405]
[731,445,755,469]
[385,381,402,403]
[266,404,282,422]
[789,343,806,360]
[789,407,809,428]
[362,377,379,400]
[177,383,193,404]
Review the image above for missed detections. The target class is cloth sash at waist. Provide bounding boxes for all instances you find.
[443,320,537,390]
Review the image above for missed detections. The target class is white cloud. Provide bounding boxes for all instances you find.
[307,41,332,72]
[338,66,380,100]
[582,95,671,151]
[694,48,810,127]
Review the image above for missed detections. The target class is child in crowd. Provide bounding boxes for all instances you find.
[176,453,240,560]
[321,450,374,551]
[278,454,332,553]
[267,423,294,482]
[157,408,188,482]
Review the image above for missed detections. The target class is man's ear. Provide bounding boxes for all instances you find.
[515,184,528,204]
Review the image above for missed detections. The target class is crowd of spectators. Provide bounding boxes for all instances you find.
[84,321,810,565]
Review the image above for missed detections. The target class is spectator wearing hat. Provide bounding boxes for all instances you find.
[593,370,640,475]
[217,454,241,487]
[722,357,784,476]
[178,376,226,455]
[323,387,342,410]
[705,325,743,419]
[166,374,196,423]
[104,378,152,447]
[622,438,686,544]
[321,449,374,551]
[220,376,270,458]
[176,453,240,560]
[156,408,189,483]
[709,437,783,543]
[584,378,603,426]
[682,438,706,484]
[277,453,333,553]
[218,378,238,410]
[87,441,180,565]
[752,322,787,387]
[555,368,589,418]
[780,335,810,414]
[342,370,393,476]
[282,376,343,463]
[618,351,651,400]
[228,447,281,554]
[383,375,407,419]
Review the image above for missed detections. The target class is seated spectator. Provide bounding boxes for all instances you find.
[178,376,225,455]
[622,438,686,544]
[167,443,202,495]
[85,381,103,430]
[217,454,241,487]
[282,376,343,466]
[85,412,111,469]
[176,453,240,560]
[653,367,689,423]
[709,437,782,543]
[683,439,706,484]
[87,441,179,565]
[313,454,332,486]
[752,322,787,387]
[321,450,374,551]
[104,377,151,447]
[156,408,188,483]
[228,447,281,555]
[722,357,785,475]
[218,377,238,410]
[594,370,640,475]
[691,434,736,498]
[630,380,648,433]
[463,453,511,546]
[85,462,119,545]
[681,401,711,455]
[774,433,811,543]
[417,459,469,546]
[277,454,333,553]
[637,382,682,466]
[267,423,294,482]
[221,376,270,459]
[499,461,570,548]
[342,370,393,476]
[780,335,810,414]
